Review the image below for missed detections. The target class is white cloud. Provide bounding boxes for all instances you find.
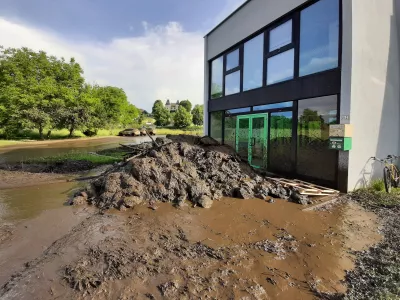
[0,18,204,111]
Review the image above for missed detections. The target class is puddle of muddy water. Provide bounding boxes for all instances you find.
[0,181,79,222]
[0,135,157,163]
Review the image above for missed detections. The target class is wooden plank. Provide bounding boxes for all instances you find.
[293,179,339,194]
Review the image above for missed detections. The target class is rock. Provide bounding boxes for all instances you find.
[199,136,220,146]
[123,196,143,208]
[80,191,88,199]
[198,195,213,208]
[71,196,86,206]
[290,192,309,205]
[233,186,254,199]
[148,150,158,158]
[267,198,275,203]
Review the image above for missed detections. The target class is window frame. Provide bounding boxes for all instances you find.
[208,0,341,100]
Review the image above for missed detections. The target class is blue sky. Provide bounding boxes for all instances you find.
[0,0,245,110]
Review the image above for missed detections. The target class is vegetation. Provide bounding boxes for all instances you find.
[173,106,192,128]
[27,152,121,165]
[179,100,192,112]
[192,105,204,126]
[0,47,141,140]
[152,100,171,126]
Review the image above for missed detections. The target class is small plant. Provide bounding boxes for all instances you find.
[371,179,385,192]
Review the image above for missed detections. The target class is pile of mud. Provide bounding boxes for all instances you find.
[75,135,309,210]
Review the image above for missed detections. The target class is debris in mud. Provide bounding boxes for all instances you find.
[80,135,311,210]
[339,190,400,300]
[253,229,298,260]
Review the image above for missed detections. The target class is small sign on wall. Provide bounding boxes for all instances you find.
[329,124,353,137]
[329,137,352,151]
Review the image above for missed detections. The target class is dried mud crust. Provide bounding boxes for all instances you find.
[0,160,96,174]
[79,135,310,209]
[339,193,400,300]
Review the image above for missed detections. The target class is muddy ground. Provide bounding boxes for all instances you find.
[0,135,397,299]
[0,197,379,300]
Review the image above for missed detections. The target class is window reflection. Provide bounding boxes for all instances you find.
[267,49,294,85]
[297,95,338,181]
[210,111,223,142]
[225,71,240,95]
[226,107,251,114]
[270,20,292,51]
[299,0,339,76]
[253,101,293,111]
[226,49,239,71]
[243,34,264,91]
[211,57,223,99]
[269,111,293,173]
[224,115,237,149]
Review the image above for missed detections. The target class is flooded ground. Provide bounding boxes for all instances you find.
[0,136,155,163]
[0,195,380,300]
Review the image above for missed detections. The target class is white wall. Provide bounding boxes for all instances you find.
[206,0,307,60]
[346,0,400,190]
[203,38,209,135]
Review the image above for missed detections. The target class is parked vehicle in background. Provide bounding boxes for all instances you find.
[118,128,140,137]
[140,127,156,136]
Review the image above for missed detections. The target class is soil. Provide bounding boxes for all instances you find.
[0,169,70,189]
[0,160,98,174]
[78,136,311,211]
[0,198,379,300]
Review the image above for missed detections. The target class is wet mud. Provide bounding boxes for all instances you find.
[0,198,379,300]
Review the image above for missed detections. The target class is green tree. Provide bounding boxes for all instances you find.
[191,104,204,126]
[179,100,192,112]
[152,100,164,115]
[155,107,171,126]
[174,106,192,128]
[0,47,85,139]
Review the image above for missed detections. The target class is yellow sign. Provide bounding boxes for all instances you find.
[329,124,353,137]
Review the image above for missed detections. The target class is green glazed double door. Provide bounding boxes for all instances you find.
[235,114,268,168]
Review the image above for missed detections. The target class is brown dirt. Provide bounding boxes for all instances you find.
[79,136,310,211]
[0,198,379,300]
[0,169,70,189]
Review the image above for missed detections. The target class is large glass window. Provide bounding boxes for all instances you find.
[211,57,223,99]
[269,112,293,173]
[253,101,293,111]
[226,49,239,71]
[297,95,338,181]
[210,111,223,142]
[299,0,339,77]
[269,20,292,51]
[267,49,295,85]
[243,34,264,91]
[224,115,237,149]
[226,107,251,114]
[225,71,240,96]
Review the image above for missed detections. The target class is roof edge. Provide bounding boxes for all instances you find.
[204,0,252,38]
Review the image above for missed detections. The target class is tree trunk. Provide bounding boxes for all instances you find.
[46,130,52,139]
[69,126,74,138]
[39,125,44,140]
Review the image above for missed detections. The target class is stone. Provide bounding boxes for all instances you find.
[123,196,143,208]
[80,191,88,199]
[198,195,213,209]
[71,196,86,206]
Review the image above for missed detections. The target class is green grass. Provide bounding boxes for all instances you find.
[27,152,121,165]
[156,126,203,136]
[352,182,400,208]
[0,140,25,147]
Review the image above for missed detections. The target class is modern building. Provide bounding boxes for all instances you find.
[203,0,400,192]
[165,100,180,112]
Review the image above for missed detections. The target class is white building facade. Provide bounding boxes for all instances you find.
[204,0,400,192]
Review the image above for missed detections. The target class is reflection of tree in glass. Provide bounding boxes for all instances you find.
[298,109,328,145]
[211,83,222,99]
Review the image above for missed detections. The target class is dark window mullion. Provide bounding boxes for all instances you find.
[225,66,240,75]
[267,43,294,58]
[222,55,226,96]
[263,31,269,87]
[293,11,300,78]
[239,44,244,92]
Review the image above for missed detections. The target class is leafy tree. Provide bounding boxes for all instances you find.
[120,102,140,127]
[179,100,192,112]
[0,47,84,139]
[191,104,204,126]
[174,106,192,128]
[155,107,171,126]
[152,100,164,115]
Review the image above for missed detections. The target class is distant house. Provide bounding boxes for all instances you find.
[165,99,180,112]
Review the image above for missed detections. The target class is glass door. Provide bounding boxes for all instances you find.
[236,114,268,168]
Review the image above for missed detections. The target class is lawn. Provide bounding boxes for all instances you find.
[27,152,122,165]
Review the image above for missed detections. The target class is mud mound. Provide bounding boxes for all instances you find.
[77,136,308,209]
